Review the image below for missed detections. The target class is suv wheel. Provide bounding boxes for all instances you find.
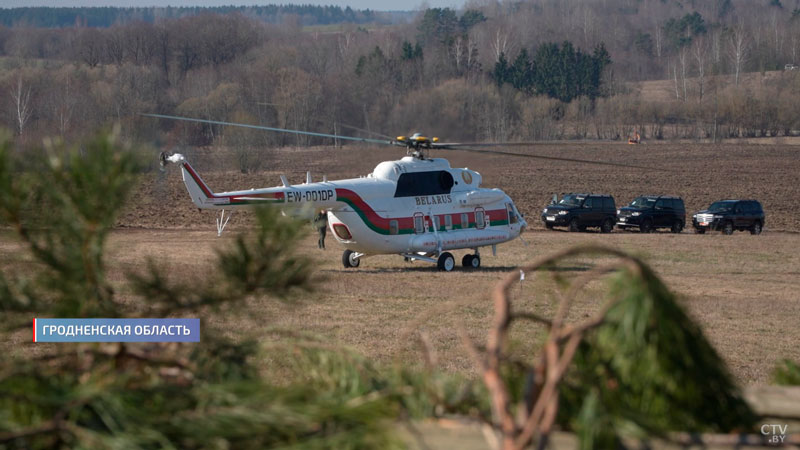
[568,218,580,232]
[695,228,706,234]
[545,223,554,230]
[670,220,683,234]
[750,221,762,235]
[601,218,614,233]
[722,221,734,235]
[640,219,653,233]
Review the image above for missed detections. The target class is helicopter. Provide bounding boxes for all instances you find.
[147,113,652,271]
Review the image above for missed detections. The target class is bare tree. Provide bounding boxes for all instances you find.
[465,34,479,73]
[579,5,595,49]
[728,22,750,86]
[692,36,708,102]
[105,26,125,66]
[75,28,103,67]
[52,74,75,137]
[654,23,663,58]
[9,76,33,136]
[453,35,465,72]
[671,59,680,100]
[491,28,513,63]
[678,47,689,101]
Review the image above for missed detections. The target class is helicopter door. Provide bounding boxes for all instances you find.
[475,208,486,229]
[413,212,425,234]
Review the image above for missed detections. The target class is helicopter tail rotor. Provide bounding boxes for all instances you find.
[159,152,186,167]
[159,151,169,169]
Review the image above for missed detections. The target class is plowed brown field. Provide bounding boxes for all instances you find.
[120,142,800,231]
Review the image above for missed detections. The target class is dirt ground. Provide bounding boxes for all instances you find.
[9,142,800,385]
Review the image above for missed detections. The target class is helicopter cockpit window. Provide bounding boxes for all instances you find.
[394,171,455,198]
[506,203,519,224]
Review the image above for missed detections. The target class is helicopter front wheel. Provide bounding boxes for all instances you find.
[342,249,361,268]
[437,252,455,272]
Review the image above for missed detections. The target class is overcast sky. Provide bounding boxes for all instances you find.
[0,0,467,11]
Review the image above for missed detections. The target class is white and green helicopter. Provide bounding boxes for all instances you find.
[148,114,645,271]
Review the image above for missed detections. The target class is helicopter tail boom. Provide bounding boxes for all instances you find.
[169,154,341,213]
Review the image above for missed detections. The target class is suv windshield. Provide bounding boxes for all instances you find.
[558,194,584,207]
[630,197,656,208]
[708,201,734,213]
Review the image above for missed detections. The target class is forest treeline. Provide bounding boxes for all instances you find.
[0,5,403,28]
[1,0,800,164]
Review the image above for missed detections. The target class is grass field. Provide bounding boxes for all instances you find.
[72,227,799,386]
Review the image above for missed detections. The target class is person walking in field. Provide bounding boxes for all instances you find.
[313,210,328,250]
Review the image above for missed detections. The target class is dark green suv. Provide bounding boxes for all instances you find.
[541,193,617,233]
[617,195,686,233]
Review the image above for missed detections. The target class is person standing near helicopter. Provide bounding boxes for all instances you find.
[313,210,328,250]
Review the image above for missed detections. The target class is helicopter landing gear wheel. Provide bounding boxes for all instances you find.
[437,252,455,272]
[342,249,360,268]
[462,254,481,269]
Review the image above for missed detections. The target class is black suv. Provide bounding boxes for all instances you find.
[692,200,765,235]
[617,195,686,233]
[541,193,617,233]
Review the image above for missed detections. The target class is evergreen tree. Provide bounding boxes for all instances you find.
[492,52,510,87]
[459,9,486,31]
[417,7,459,46]
[510,48,534,95]
[0,132,400,448]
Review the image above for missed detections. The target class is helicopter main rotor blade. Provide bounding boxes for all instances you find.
[142,113,400,147]
[443,146,669,171]
[433,142,547,148]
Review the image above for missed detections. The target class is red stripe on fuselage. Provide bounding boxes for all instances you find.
[335,188,506,231]
[336,188,414,230]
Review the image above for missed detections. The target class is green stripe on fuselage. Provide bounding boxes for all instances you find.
[337,196,509,235]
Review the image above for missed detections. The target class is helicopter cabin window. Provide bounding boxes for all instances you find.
[433,215,441,231]
[461,213,469,229]
[394,171,455,197]
[389,220,399,235]
[444,214,452,230]
[475,208,486,229]
[506,203,518,224]
[413,213,425,234]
